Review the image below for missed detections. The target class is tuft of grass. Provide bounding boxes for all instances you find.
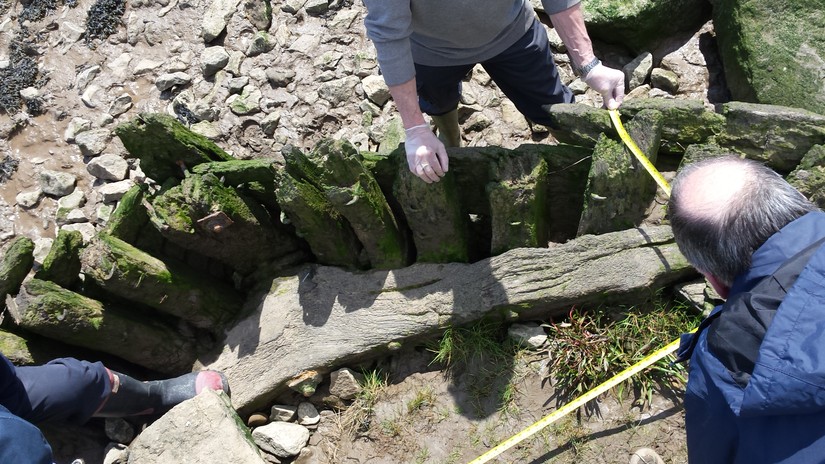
[413,447,430,463]
[407,386,436,414]
[338,368,388,437]
[379,418,402,437]
[428,319,511,369]
[543,296,701,410]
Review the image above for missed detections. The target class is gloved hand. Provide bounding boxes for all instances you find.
[404,124,448,183]
[583,64,625,110]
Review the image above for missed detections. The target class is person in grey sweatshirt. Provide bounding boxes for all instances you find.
[362,0,624,184]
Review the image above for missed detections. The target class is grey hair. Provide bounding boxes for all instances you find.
[669,156,818,285]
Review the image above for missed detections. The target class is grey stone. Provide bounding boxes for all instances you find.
[103,443,129,464]
[59,208,88,225]
[16,189,42,209]
[266,68,296,88]
[60,223,96,243]
[98,180,134,203]
[228,76,249,94]
[252,422,310,458]
[228,85,263,115]
[328,368,362,400]
[155,72,192,92]
[508,322,547,349]
[126,390,265,463]
[64,117,92,143]
[261,111,282,136]
[96,203,114,225]
[32,238,53,267]
[40,170,77,197]
[288,34,321,55]
[202,0,243,43]
[296,402,319,426]
[361,75,390,107]
[201,46,230,76]
[75,128,112,158]
[270,404,297,422]
[87,154,130,181]
[318,76,359,107]
[130,54,161,74]
[651,68,680,93]
[105,418,136,444]
[247,31,276,57]
[75,65,101,93]
[304,0,328,16]
[281,0,307,14]
[623,52,653,90]
[109,94,133,118]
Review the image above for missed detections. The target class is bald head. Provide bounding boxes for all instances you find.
[669,156,816,286]
[674,158,751,224]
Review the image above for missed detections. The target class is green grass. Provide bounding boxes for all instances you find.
[338,368,388,436]
[428,319,513,369]
[407,386,436,414]
[543,296,701,410]
[427,319,524,418]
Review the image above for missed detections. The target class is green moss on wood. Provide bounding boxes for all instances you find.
[35,230,83,289]
[115,113,233,182]
[0,236,34,298]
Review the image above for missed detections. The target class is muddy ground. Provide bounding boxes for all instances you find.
[310,341,688,464]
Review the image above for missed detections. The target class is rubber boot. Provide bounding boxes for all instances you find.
[94,369,230,417]
[431,109,461,148]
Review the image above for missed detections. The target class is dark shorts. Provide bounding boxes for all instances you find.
[414,17,573,126]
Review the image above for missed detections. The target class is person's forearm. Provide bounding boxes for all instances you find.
[388,78,427,129]
[549,3,596,70]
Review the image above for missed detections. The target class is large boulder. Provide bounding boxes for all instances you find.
[126,390,265,464]
[713,0,825,114]
[580,0,712,54]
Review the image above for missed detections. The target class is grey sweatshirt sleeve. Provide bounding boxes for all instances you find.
[362,0,416,87]
[540,0,580,15]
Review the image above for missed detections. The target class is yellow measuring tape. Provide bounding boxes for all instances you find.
[468,336,687,464]
[468,110,682,464]
[608,110,672,197]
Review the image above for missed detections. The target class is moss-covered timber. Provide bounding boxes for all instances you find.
[0,236,34,300]
[488,153,549,255]
[191,159,280,212]
[393,158,469,263]
[529,144,592,243]
[7,279,196,374]
[621,98,725,155]
[275,173,366,269]
[34,230,84,289]
[547,104,612,147]
[578,109,663,236]
[712,0,825,115]
[301,139,407,269]
[788,145,825,210]
[0,329,35,365]
[115,113,233,183]
[147,173,301,275]
[80,233,243,330]
[105,183,151,244]
[716,102,825,172]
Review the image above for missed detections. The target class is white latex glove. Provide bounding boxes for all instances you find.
[404,124,448,183]
[583,63,625,110]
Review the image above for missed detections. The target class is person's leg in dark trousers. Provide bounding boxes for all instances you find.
[414,62,476,146]
[481,18,574,127]
[0,405,53,464]
[15,357,110,425]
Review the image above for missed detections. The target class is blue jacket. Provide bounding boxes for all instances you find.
[678,211,825,464]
